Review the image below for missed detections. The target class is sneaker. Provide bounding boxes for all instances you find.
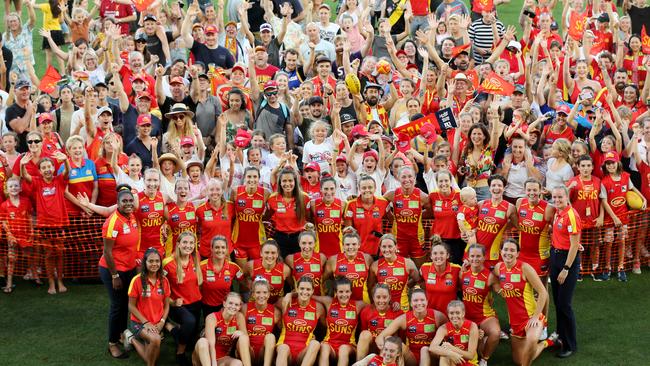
[500,330,510,340]
[633,263,642,275]
[479,359,488,366]
[123,329,134,352]
[539,326,548,341]
[617,270,628,282]
[577,274,583,282]
[591,273,602,282]
[600,271,611,281]
[548,332,559,342]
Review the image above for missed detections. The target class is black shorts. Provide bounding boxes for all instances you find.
[43,30,65,50]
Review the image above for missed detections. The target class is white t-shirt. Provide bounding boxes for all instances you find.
[116,168,145,193]
[424,169,460,193]
[335,170,357,201]
[70,108,98,142]
[355,167,386,196]
[302,136,333,173]
[318,22,341,43]
[545,158,574,191]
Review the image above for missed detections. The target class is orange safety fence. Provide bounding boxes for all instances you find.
[1,211,650,279]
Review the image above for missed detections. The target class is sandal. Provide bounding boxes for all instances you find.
[108,343,128,359]
[2,286,14,294]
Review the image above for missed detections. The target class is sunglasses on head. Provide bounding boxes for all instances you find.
[27,139,42,145]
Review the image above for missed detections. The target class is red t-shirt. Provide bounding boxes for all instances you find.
[311,198,344,257]
[552,206,582,250]
[99,0,133,34]
[267,192,309,234]
[0,197,33,247]
[255,64,280,89]
[429,190,462,239]
[100,210,140,271]
[637,160,650,201]
[32,175,69,227]
[167,202,198,250]
[200,259,243,307]
[420,262,461,313]
[128,274,170,323]
[163,257,202,304]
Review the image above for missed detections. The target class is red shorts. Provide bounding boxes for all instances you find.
[323,341,355,353]
[249,335,265,350]
[511,313,546,338]
[280,340,308,360]
[408,344,428,364]
[519,255,549,277]
[234,242,261,260]
[397,236,427,259]
[466,314,497,326]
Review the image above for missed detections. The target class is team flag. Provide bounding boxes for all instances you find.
[393,113,437,138]
[39,65,62,94]
[477,72,515,96]
[472,0,494,13]
[133,0,155,12]
[641,26,650,54]
[568,11,587,41]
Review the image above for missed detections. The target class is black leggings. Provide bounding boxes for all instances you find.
[99,266,137,344]
[274,231,301,258]
[169,301,202,349]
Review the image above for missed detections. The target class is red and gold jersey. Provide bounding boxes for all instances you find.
[334,253,369,302]
[406,309,438,357]
[313,198,343,257]
[343,196,389,256]
[163,257,202,304]
[638,160,650,201]
[245,304,276,348]
[100,210,139,271]
[601,172,631,224]
[475,200,511,263]
[444,320,478,365]
[166,202,198,252]
[567,176,601,228]
[267,192,309,233]
[0,197,33,247]
[517,199,551,267]
[128,274,170,323]
[552,206,582,250]
[196,201,235,258]
[429,190,462,239]
[212,311,239,358]
[359,306,401,337]
[458,204,479,231]
[420,262,461,313]
[278,298,319,346]
[367,354,396,366]
[542,124,575,145]
[461,268,496,324]
[391,188,425,246]
[323,299,358,346]
[496,261,537,328]
[200,259,243,307]
[376,256,410,310]
[136,191,166,256]
[0,162,8,204]
[292,254,324,296]
[251,259,285,303]
[232,186,266,247]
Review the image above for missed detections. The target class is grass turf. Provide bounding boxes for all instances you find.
[2,272,649,365]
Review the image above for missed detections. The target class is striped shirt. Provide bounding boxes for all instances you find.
[468,18,505,63]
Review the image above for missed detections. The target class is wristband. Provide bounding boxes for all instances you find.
[563,265,570,271]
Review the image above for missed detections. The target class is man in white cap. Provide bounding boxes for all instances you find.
[254,22,283,67]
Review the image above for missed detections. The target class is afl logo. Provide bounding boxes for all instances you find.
[244,208,255,215]
[465,287,477,295]
[503,283,514,290]
[611,197,626,207]
[522,219,534,227]
[253,325,266,332]
[322,218,334,225]
[148,212,161,219]
[293,319,307,326]
[401,209,414,216]
[335,319,348,326]
[483,216,496,224]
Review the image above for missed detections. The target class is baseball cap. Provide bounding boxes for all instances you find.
[263,80,279,90]
[454,73,469,82]
[603,151,620,163]
[97,106,113,117]
[363,150,379,161]
[136,91,152,101]
[260,23,273,33]
[395,50,407,58]
[15,79,31,89]
[308,96,324,105]
[336,154,347,163]
[598,13,610,23]
[255,45,267,53]
[143,14,157,22]
[169,76,184,85]
[192,23,204,30]
[556,104,571,115]
[420,123,438,144]
[180,136,195,146]
[205,25,218,34]
[341,113,356,124]
[351,124,369,137]
[132,74,146,83]
[304,162,321,172]
[514,84,525,94]
[135,32,147,42]
[381,135,394,147]
[38,113,54,125]
[319,3,330,10]
[315,55,331,64]
[232,64,246,75]
[507,40,522,51]
[364,82,382,92]
[137,114,152,126]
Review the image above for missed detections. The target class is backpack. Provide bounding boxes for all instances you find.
[257,98,289,120]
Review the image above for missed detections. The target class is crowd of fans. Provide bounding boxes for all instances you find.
[1,0,650,365]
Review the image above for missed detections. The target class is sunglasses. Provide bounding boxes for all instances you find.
[265,90,278,96]
[171,114,186,120]
[27,139,42,145]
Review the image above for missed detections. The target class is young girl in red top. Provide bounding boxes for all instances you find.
[246,240,291,305]
[241,280,281,366]
[20,149,70,295]
[0,177,34,293]
[316,277,368,366]
[429,300,480,366]
[126,248,170,366]
[163,232,203,365]
[193,292,252,366]
[285,230,327,296]
[266,168,309,257]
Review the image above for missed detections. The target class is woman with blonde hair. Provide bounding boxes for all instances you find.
[544,138,574,196]
[3,4,35,78]
[163,231,204,365]
[163,103,196,156]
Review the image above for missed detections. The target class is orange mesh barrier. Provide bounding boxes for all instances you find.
[2,211,650,279]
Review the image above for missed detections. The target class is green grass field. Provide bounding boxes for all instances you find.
[2,1,646,365]
[2,274,650,365]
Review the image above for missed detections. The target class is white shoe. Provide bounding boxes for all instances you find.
[123,329,134,352]
[539,326,548,341]
[479,359,488,366]
[500,330,510,340]
[548,331,559,342]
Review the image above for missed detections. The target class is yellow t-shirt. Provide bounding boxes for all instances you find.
[36,3,63,31]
